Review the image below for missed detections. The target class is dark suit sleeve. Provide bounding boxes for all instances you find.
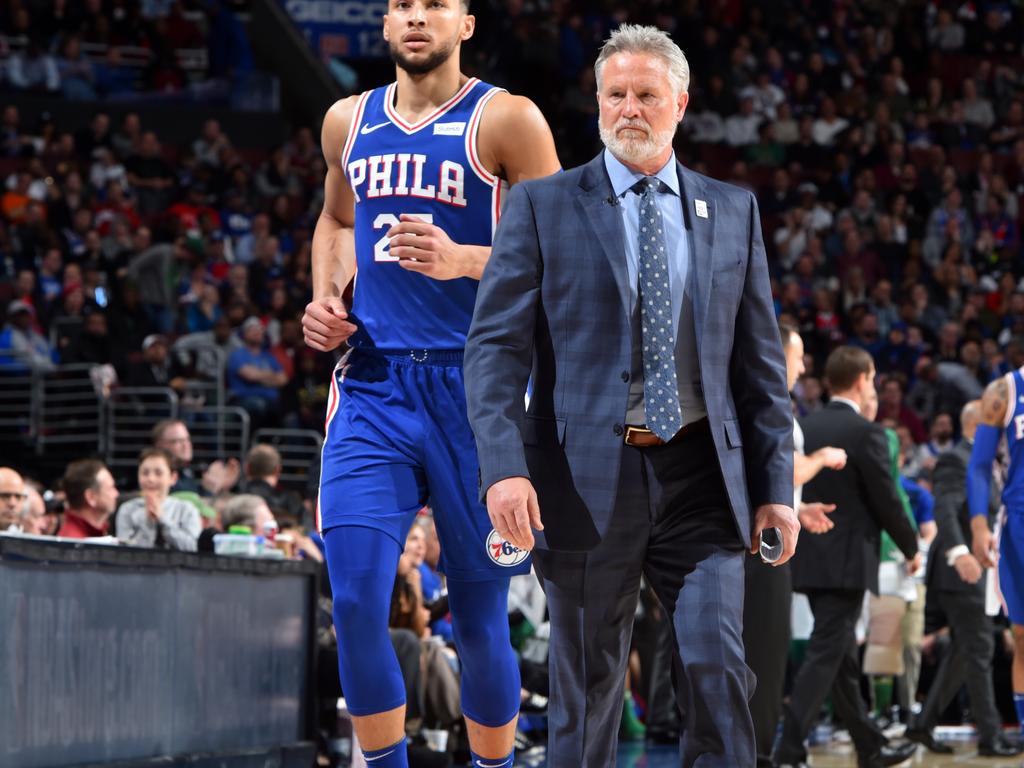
[464,182,542,498]
[728,192,794,508]
[932,449,968,551]
[859,423,919,558]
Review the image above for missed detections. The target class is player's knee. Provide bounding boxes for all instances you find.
[455,618,512,670]
[448,579,520,725]
[333,588,387,642]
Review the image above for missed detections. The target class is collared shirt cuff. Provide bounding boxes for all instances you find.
[945,544,970,567]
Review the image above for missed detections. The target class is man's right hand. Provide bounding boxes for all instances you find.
[954,552,983,584]
[485,476,543,552]
[302,297,358,352]
[971,517,998,568]
[815,446,847,470]
[798,502,836,534]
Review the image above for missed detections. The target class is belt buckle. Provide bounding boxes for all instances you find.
[409,349,429,363]
[624,425,649,446]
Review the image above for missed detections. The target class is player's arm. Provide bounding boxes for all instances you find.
[303,97,360,353]
[389,93,560,281]
[969,376,1008,567]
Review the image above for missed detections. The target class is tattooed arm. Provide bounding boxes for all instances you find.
[969,376,1009,567]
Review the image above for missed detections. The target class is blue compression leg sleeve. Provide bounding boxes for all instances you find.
[324,525,406,717]
[469,749,514,768]
[363,737,408,767]
[968,423,1000,518]
[447,576,521,729]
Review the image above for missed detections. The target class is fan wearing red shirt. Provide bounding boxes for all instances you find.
[57,459,120,539]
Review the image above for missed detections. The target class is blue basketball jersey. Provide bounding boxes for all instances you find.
[342,78,508,350]
[1002,368,1024,511]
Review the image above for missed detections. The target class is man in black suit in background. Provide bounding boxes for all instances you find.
[906,400,1023,758]
[745,321,848,766]
[774,346,920,768]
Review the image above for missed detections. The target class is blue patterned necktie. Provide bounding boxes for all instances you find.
[635,177,684,441]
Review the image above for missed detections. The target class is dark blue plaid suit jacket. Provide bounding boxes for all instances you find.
[464,153,794,551]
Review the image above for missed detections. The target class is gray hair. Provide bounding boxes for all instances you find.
[594,24,690,95]
[221,494,269,530]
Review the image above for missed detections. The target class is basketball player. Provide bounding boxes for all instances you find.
[967,370,1024,743]
[301,2,560,766]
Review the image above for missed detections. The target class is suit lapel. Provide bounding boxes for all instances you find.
[577,154,630,321]
[677,162,715,345]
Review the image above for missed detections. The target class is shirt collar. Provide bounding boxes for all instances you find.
[603,149,680,200]
[62,510,108,537]
[830,396,861,414]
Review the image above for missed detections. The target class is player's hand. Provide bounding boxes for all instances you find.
[971,518,998,568]
[751,503,800,566]
[906,552,923,576]
[797,501,836,534]
[815,446,847,470]
[954,552,983,584]
[485,476,543,552]
[303,296,357,352]
[388,215,465,280]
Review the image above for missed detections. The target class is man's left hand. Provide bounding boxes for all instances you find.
[751,503,800,566]
[388,215,466,280]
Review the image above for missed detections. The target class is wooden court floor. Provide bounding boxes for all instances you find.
[524,734,1024,766]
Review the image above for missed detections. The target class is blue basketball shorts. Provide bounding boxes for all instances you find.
[316,347,530,581]
[1000,510,1024,626]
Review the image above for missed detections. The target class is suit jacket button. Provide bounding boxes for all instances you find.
[621,371,630,382]
[613,424,624,436]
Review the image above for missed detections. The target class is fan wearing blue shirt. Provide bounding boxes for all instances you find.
[227,317,286,423]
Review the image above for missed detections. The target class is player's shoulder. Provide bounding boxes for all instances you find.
[323,91,373,127]
[321,94,363,142]
[480,90,540,117]
[980,372,1013,423]
[478,90,550,136]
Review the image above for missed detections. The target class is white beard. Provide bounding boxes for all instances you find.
[599,119,677,166]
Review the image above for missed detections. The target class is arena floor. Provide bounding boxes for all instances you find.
[518,740,1023,767]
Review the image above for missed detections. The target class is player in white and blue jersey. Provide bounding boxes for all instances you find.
[967,369,1024,741]
[301,2,560,766]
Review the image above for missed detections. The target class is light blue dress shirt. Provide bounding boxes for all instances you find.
[602,149,689,338]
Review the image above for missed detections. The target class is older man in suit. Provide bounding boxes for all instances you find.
[464,25,797,767]
[775,346,920,768]
[906,401,1023,757]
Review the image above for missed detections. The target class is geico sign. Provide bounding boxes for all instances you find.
[285,0,388,25]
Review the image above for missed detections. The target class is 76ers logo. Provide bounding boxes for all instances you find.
[486,529,530,567]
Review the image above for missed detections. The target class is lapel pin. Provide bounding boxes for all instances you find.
[695,199,709,219]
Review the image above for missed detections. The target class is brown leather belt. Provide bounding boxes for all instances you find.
[624,417,709,447]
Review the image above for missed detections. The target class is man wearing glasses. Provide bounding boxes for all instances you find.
[0,467,27,530]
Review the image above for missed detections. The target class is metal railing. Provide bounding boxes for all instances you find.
[0,367,36,448]
[104,387,180,474]
[251,428,323,492]
[0,358,102,457]
[36,364,104,457]
[190,406,251,470]
[0,355,320,491]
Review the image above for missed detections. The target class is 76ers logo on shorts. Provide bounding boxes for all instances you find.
[486,529,529,567]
